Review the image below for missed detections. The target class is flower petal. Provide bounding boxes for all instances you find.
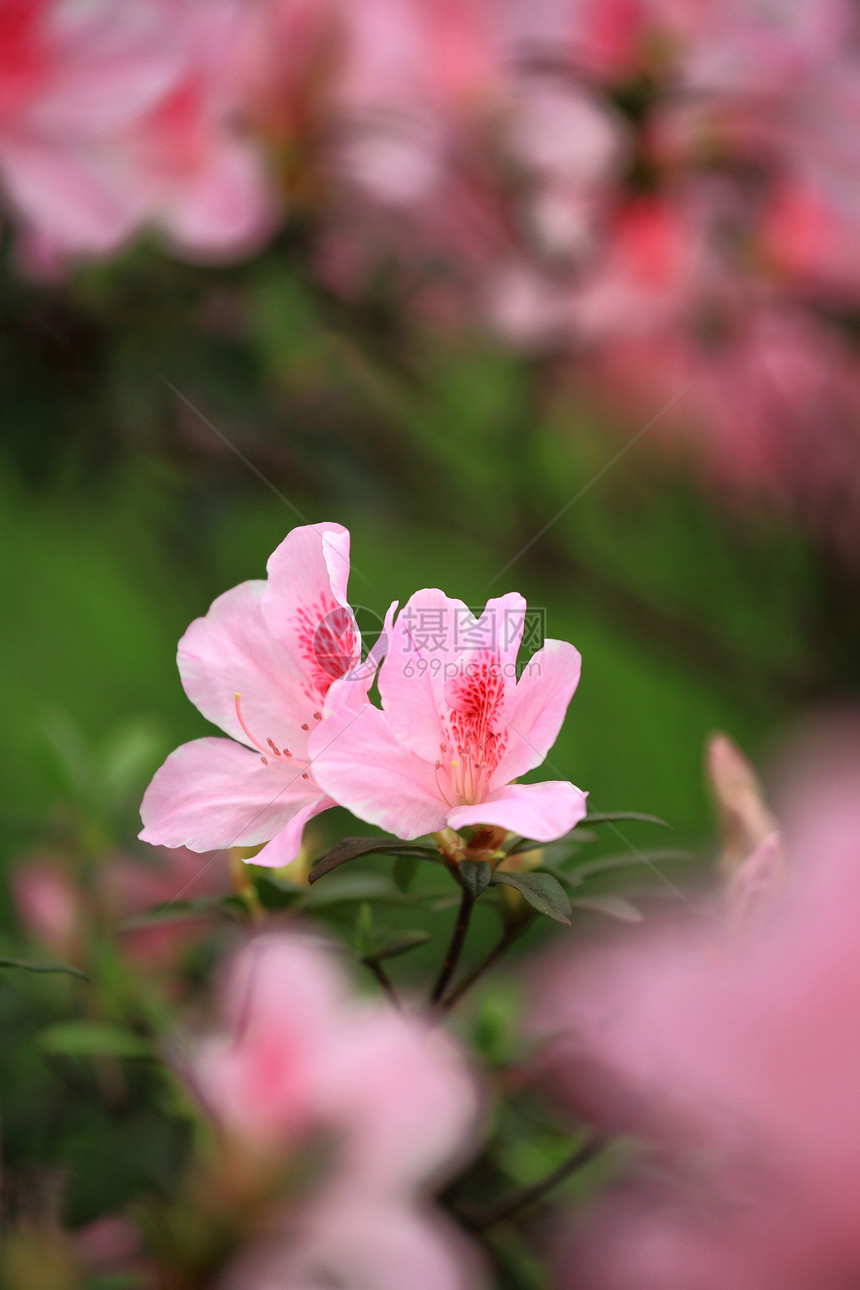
[309,706,447,838]
[139,737,323,852]
[253,794,333,868]
[262,523,361,701]
[493,638,582,784]
[377,588,466,760]
[178,580,315,753]
[447,779,587,841]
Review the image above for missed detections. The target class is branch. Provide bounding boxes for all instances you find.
[429,888,475,1007]
[462,1135,607,1231]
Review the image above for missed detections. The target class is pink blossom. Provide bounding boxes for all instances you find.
[0,0,272,268]
[140,522,368,868]
[310,589,586,842]
[532,727,860,1288]
[705,732,778,876]
[12,856,82,958]
[189,932,485,1290]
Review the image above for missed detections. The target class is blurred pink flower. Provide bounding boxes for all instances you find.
[190,932,485,1290]
[310,589,587,841]
[532,726,860,1288]
[0,0,272,268]
[11,856,82,958]
[705,731,778,876]
[140,522,369,867]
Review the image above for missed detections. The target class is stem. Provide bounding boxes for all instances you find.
[439,917,533,1013]
[363,959,402,1010]
[429,888,475,1006]
[463,1135,607,1231]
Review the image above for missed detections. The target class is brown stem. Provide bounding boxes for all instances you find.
[462,1135,607,1231]
[439,917,533,1013]
[429,888,475,1006]
[363,959,402,1010]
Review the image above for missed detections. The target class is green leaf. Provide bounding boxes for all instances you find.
[490,871,571,924]
[458,859,492,898]
[300,873,417,910]
[392,854,420,893]
[362,930,432,962]
[118,894,248,927]
[0,957,88,981]
[308,836,440,884]
[40,1022,153,1059]
[254,874,305,911]
[572,849,695,881]
[569,894,643,922]
[507,829,598,856]
[580,811,671,829]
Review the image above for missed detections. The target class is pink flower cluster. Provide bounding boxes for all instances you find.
[0,0,272,274]
[7,2,860,531]
[187,932,485,1290]
[531,726,860,1288]
[140,522,586,864]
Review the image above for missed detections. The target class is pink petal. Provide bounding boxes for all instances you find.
[379,591,528,762]
[139,737,322,852]
[325,1010,481,1193]
[252,795,332,868]
[161,139,274,257]
[309,705,447,838]
[448,780,587,841]
[178,579,313,755]
[262,523,361,700]
[0,138,137,253]
[493,639,582,785]
[377,587,456,759]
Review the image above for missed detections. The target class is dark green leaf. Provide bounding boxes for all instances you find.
[0,957,88,981]
[308,836,440,884]
[254,874,305,911]
[40,1022,154,1059]
[570,894,643,922]
[300,873,417,909]
[118,894,248,928]
[392,854,420,893]
[490,871,571,924]
[572,849,695,881]
[580,811,671,829]
[362,930,432,962]
[458,859,492,898]
[507,829,598,856]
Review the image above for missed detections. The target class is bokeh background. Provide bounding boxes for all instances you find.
[3,2,860,1285]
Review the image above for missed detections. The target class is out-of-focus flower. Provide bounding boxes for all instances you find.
[310,589,586,841]
[705,731,778,876]
[532,725,860,1288]
[0,0,272,270]
[11,856,82,959]
[140,523,379,868]
[188,932,485,1290]
[12,844,227,972]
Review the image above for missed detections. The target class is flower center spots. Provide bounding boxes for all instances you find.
[435,652,509,806]
[294,597,359,700]
[234,693,316,778]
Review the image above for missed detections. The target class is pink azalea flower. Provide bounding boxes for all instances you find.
[532,724,860,1288]
[310,588,586,842]
[189,932,486,1290]
[140,522,368,868]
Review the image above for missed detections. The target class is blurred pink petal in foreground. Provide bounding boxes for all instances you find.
[532,721,860,1288]
[189,932,485,1290]
[140,522,371,867]
[310,588,587,841]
